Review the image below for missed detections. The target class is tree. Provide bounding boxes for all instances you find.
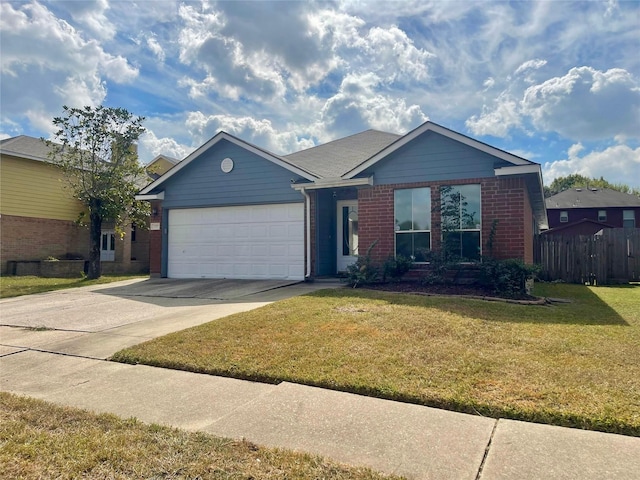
[544,174,640,197]
[47,105,150,279]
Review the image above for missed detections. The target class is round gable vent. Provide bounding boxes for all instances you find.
[221,157,234,173]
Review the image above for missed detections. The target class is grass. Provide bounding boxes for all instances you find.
[112,283,640,437]
[0,392,398,480]
[0,274,148,299]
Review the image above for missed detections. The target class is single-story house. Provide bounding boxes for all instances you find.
[137,121,547,280]
[0,135,150,275]
[545,187,640,234]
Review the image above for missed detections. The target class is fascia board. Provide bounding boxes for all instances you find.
[292,176,373,191]
[343,121,532,179]
[135,191,165,201]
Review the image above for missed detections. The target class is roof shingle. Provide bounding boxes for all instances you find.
[546,188,640,208]
[283,129,401,178]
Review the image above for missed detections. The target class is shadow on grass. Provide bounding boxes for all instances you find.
[310,284,630,326]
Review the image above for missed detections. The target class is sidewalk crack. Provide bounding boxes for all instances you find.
[475,419,499,480]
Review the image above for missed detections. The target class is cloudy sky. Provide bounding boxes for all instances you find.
[1,0,639,187]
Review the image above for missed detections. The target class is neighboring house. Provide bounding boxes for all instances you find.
[146,154,179,180]
[137,121,547,280]
[545,188,640,235]
[0,135,149,275]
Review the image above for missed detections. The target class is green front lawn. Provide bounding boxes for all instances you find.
[112,283,640,436]
[0,275,148,299]
[0,393,397,479]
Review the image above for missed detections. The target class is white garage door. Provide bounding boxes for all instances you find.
[168,203,304,280]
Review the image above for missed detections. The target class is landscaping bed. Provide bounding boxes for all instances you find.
[363,281,540,301]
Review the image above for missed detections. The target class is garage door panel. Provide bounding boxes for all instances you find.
[168,204,304,280]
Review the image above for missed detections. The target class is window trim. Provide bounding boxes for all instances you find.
[623,210,636,228]
[598,210,607,222]
[394,187,431,262]
[559,211,569,223]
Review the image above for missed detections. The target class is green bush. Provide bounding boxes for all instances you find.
[478,258,540,298]
[345,241,380,288]
[382,255,413,282]
[419,250,466,286]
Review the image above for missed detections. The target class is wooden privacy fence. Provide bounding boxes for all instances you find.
[534,229,640,285]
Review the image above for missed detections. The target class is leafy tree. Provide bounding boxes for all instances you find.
[47,105,150,279]
[544,174,640,197]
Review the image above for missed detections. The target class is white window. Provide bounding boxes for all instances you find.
[560,211,569,223]
[394,187,431,261]
[598,210,607,222]
[441,184,481,261]
[623,210,636,228]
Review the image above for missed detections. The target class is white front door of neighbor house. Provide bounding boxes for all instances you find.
[337,200,359,272]
[100,230,116,262]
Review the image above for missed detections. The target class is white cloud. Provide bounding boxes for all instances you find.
[0,2,138,134]
[522,67,640,140]
[515,59,547,76]
[184,112,315,154]
[543,143,640,187]
[54,0,116,40]
[467,66,640,141]
[466,93,521,137]
[321,73,428,135]
[146,35,166,63]
[139,129,192,163]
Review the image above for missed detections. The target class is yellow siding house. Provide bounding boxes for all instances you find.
[0,135,149,275]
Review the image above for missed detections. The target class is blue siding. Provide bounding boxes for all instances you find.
[360,131,511,184]
[161,140,304,209]
[315,190,336,276]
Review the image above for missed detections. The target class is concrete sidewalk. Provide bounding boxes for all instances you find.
[1,349,638,480]
[1,280,639,479]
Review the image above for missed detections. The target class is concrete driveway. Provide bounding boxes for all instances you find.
[0,277,341,359]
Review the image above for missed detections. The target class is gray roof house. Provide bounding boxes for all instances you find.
[546,188,640,233]
[137,121,547,280]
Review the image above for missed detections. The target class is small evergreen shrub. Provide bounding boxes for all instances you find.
[382,255,413,282]
[478,258,540,298]
[345,241,380,288]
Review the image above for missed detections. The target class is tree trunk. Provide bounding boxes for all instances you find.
[88,203,102,279]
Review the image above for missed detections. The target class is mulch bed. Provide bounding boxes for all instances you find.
[361,282,543,303]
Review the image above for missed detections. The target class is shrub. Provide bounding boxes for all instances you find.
[344,241,380,288]
[479,258,540,298]
[382,255,413,282]
[419,250,467,286]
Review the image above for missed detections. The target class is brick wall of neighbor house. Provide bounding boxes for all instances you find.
[357,177,532,265]
[1,214,89,274]
[149,201,163,276]
[547,206,640,229]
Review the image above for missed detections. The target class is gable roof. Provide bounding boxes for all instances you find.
[342,121,534,179]
[541,218,614,235]
[284,130,401,178]
[546,188,640,209]
[146,154,180,180]
[139,131,317,195]
[0,135,56,162]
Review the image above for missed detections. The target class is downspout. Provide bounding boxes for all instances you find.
[300,187,311,279]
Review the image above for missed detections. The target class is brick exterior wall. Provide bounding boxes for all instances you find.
[1,214,89,274]
[356,177,533,265]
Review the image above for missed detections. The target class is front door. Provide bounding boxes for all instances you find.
[336,200,359,271]
[100,230,115,262]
